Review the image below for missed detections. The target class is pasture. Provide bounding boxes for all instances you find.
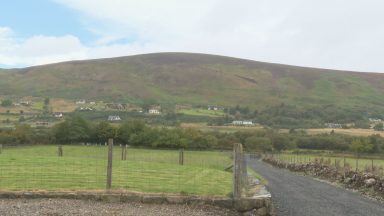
[0,145,233,196]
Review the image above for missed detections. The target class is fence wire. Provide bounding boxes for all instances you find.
[267,153,384,176]
[0,144,233,196]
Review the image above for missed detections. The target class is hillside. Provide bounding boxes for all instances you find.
[1,52,384,112]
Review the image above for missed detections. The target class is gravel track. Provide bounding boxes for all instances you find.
[248,158,384,216]
[0,199,239,216]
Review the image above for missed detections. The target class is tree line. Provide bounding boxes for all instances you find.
[1,116,384,154]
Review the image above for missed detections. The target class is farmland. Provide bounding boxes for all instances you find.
[0,145,233,196]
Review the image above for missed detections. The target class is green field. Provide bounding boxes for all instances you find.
[0,145,233,196]
[276,153,384,174]
[178,109,225,117]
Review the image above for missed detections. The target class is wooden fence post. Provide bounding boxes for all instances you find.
[106,138,113,190]
[58,145,63,157]
[371,159,374,172]
[179,149,184,165]
[0,144,2,154]
[233,143,243,199]
[121,144,127,161]
[124,145,127,160]
[356,157,359,172]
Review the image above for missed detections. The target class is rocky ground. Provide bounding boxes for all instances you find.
[0,198,240,216]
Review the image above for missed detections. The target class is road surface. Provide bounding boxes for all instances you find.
[248,158,384,216]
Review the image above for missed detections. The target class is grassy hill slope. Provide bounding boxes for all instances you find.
[1,53,384,111]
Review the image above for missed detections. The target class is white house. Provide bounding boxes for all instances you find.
[369,118,382,123]
[53,113,63,118]
[208,105,223,111]
[325,123,342,129]
[148,109,161,115]
[232,120,254,126]
[79,107,93,111]
[76,99,86,105]
[108,115,121,121]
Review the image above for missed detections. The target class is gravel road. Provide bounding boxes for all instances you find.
[248,158,384,216]
[0,199,239,216]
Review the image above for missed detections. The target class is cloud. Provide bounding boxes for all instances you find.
[0,29,88,67]
[1,0,384,72]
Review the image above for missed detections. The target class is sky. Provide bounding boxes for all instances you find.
[0,0,383,72]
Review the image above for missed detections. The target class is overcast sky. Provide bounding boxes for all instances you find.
[0,0,383,72]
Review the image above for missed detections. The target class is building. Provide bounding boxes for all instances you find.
[79,107,93,111]
[325,123,342,129]
[53,112,63,118]
[75,99,86,105]
[369,118,382,123]
[20,101,31,106]
[148,109,161,115]
[232,120,254,126]
[108,115,121,121]
[208,105,223,111]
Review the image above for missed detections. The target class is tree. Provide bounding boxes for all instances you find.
[270,135,292,151]
[13,124,33,144]
[93,121,116,143]
[43,97,51,114]
[350,138,374,155]
[53,116,91,144]
[53,121,71,144]
[1,99,12,107]
[373,123,384,131]
[153,128,187,148]
[244,136,272,152]
[117,120,146,145]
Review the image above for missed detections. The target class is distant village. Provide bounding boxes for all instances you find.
[1,97,383,131]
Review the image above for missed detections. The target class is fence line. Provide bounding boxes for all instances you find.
[265,153,384,177]
[0,140,235,196]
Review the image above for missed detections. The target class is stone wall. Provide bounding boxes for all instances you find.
[0,191,273,216]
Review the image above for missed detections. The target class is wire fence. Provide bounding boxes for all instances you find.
[0,141,236,196]
[266,153,384,177]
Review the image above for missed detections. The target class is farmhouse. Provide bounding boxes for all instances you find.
[79,107,93,111]
[208,105,223,111]
[148,109,161,115]
[108,115,121,121]
[325,123,342,129]
[20,100,31,106]
[75,99,86,105]
[105,103,127,110]
[232,120,254,126]
[53,112,63,118]
[369,118,382,123]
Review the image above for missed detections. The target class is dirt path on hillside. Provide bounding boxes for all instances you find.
[248,158,384,216]
[0,199,239,216]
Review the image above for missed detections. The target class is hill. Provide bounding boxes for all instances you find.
[1,52,384,113]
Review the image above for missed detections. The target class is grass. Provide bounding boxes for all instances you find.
[303,128,384,137]
[0,145,233,196]
[276,153,384,174]
[177,109,225,117]
[180,123,263,133]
